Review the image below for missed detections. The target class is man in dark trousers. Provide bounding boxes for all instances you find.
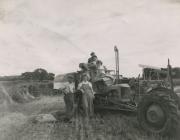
[63,75,75,120]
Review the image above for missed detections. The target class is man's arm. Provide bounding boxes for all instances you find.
[89,82,95,95]
[60,87,67,95]
[77,83,84,93]
[88,58,91,63]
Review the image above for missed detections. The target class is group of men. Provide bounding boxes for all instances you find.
[79,52,106,82]
[63,52,105,120]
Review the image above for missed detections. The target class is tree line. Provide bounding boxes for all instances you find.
[21,68,55,81]
[0,68,55,81]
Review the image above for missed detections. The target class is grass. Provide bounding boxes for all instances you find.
[14,112,179,140]
[0,92,179,140]
[0,80,54,104]
[2,96,177,140]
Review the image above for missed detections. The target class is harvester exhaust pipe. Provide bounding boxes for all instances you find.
[114,46,119,84]
[167,58,174,92]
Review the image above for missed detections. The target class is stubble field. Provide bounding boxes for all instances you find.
[0,94,179,140]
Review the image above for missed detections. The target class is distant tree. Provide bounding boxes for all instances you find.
[48,73,55,80]
[21,72,33,80]
[33,68,48,81]
[21,68,55,81]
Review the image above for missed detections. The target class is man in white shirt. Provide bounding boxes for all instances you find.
[63,75,75,119]
[96,60,106,77]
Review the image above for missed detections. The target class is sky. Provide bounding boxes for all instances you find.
[0,0,180,77]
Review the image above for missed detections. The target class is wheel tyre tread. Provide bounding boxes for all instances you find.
[137,90,178,136]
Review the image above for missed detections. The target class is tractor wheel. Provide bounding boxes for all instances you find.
[137,90,178,135]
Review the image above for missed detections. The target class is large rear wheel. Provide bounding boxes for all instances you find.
[137,90,178,135]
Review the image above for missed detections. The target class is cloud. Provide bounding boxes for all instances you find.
[0,0,180,77]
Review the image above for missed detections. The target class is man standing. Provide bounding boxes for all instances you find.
[63,75,75,119]
[78,74,94,118]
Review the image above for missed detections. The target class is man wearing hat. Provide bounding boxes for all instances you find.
[63,75,75,119]
[88,52,98,64]
[87,52,99,81]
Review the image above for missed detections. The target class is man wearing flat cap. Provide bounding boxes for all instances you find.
[88,52,98,64]
[63,75,75,119]
[87,52,98,81]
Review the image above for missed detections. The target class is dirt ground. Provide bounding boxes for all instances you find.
[0,96,179,140]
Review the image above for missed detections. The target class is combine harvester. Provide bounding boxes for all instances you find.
[54,47,180,136]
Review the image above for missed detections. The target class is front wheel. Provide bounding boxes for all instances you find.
[137,90,178,135]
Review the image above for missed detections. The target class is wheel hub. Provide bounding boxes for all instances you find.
[146,104,165,125]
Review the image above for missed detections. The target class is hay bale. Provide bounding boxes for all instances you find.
[0,85,13,104]
[11,85,35,103]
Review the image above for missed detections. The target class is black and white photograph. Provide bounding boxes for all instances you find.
[0,0,180,140]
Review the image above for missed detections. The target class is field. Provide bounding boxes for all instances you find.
[0,81,180,140]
